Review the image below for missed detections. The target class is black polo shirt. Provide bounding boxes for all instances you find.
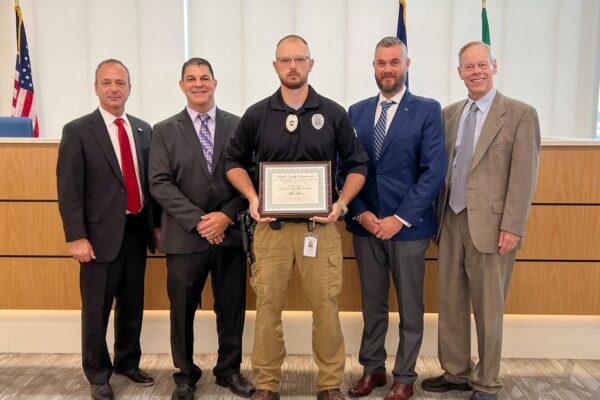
[225,85,369,194]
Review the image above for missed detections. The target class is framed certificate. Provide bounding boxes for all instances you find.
[259,161,332,218]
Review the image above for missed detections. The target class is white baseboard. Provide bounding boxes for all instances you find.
[1,310,599,359]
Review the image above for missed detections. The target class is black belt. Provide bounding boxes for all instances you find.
[268,219,323,230]
[282,218,310,223]
[125,208,146,222]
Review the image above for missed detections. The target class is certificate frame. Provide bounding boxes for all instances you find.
[259,161,332,218]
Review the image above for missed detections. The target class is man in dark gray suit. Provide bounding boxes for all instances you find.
[57,59,160,400]
[149,58,254,400]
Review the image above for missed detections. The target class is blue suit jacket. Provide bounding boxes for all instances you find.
[341,91,447,241]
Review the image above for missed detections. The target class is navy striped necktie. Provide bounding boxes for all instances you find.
[373,100,394,160]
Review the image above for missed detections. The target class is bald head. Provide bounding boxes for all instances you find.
[275,34,311,59]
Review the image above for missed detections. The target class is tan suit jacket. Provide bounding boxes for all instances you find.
[436,91,541,253]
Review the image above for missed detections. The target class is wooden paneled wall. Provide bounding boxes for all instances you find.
[1,143,599,315]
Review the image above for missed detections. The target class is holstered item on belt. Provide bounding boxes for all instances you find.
[238,210,256,268]
[269,221,283,230]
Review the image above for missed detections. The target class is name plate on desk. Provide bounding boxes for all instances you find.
[259,161,332,218]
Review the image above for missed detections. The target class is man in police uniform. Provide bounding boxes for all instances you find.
[225,35,369,400]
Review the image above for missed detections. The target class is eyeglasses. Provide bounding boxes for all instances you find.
[277,56,310,66]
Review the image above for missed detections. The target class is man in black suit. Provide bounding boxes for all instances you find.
[57,59,160,400]
[149,58,255,400]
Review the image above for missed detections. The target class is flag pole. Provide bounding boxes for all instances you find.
[482,0,491,45]
[15,1,23,63]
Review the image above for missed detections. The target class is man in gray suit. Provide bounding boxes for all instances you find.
[149,58,255,400]
[421,41,541,400]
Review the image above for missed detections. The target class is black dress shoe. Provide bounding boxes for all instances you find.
[471,391,497,400]
[216,373,256,397]
[172,383,196,400]
[421,375,471,393]
[90,383,114,400]
[114,368,155,386]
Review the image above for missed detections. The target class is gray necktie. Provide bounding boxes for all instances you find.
[449,102,478,213]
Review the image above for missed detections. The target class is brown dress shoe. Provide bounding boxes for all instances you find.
[250,389,280,400]
[317,388,346,400]
[383,383,413,400]
[348,372,387,397]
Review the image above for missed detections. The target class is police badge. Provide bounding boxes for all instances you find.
[311,113,324,130]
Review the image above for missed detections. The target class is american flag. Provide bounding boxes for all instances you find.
[12,4,39,137]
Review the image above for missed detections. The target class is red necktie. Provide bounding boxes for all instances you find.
[114,118,142,215]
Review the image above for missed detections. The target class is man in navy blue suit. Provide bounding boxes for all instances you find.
[342,37,447,400]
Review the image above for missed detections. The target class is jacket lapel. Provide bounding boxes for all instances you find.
[378,91,414,160]
[128,115,146,183]
[90,109,123,184]
[444,101,465,187]
[211,108,228,172]
[360,96,378,158]
[177,109,211,176]
[470,92,505,173]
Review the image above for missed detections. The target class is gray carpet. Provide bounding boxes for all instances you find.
[0,353,598,399]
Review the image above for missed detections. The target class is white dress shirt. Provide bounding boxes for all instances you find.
[374,87,407,133]
[98,105,144,211]
[186,104,217,141]
[455,87,497,155]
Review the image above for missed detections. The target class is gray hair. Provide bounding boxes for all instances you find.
[95,59,130,84]
[375,36,408,63]
[458,41,495,65]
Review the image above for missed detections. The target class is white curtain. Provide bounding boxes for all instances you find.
[1,0,599,138]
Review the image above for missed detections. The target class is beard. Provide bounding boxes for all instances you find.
[279,72,308,90]
[375,72,406,95]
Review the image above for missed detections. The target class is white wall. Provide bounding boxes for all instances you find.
[3,310,600,360]
[0,0,15,117]
[1,0,599,138]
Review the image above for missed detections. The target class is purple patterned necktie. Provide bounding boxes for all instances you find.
[197,114,213,172]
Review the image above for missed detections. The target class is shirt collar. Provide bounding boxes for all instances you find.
[186,104,217,122]
[98,105,128,127]
[468,87,496,112]
[378,86,406,106]
[270,85,320,112]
